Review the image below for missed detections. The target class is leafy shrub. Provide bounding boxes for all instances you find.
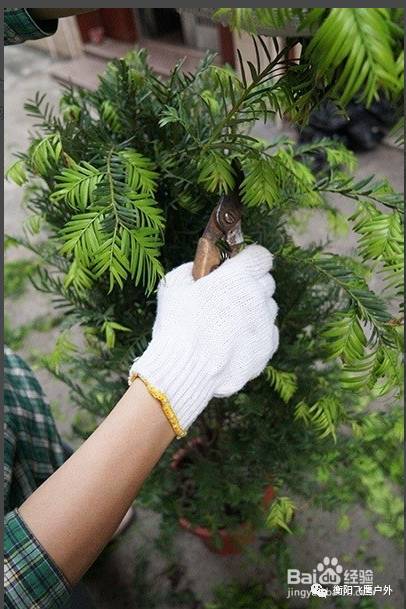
[6,19,403,545]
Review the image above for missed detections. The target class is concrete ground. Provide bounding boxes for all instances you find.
[4,44,404,608]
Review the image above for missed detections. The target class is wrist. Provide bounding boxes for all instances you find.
[129,339,214,437]
[125,378,175,441]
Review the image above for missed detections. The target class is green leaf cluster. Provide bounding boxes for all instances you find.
[265,366,297,404]
[216,8,404,107]
[266,497,295,533]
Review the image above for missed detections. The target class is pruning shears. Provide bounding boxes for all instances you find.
[192,163,244,280]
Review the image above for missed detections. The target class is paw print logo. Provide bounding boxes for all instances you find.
[317,556,343,585]
[311,583,328,598]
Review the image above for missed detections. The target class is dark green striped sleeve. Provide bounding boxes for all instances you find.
[4,8,57,45]
[4,509,71,609]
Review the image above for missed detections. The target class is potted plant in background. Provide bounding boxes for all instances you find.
[6,8,403,555]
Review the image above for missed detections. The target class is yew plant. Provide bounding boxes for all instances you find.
[7,11,403,545]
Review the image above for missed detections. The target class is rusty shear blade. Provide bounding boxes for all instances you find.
[192,164,244,280]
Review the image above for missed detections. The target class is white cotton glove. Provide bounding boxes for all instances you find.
[129,244,279,437]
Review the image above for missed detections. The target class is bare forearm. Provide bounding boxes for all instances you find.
[19,379,174,584]
[17,244,278,585]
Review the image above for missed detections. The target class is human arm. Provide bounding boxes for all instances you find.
[16,245,278,589]
[18,378,174,585]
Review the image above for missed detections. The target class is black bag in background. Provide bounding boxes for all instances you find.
[298,98,397,151]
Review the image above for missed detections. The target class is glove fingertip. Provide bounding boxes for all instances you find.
[269,298,278,323]
[161,262,194,287]
[229,244,273,277]
[258,273,276,298]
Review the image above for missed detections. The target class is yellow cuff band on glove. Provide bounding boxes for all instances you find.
[128,372,186,439]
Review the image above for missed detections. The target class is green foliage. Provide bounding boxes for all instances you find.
[102,320,131,350]
[283,246,402,402]
[206,581,386,609]
[7,34,403,548]
[355,207,402,262]
[5,159,27,185]
[266,497,295,533]
[206,582,276,609]
[303,8,402,105]
[51,161,103,209]
[198,151,235,193]
[4,254,59,352]
[337,513,351,532]
[351,202,404,303]
[323,310,367,364]
[214,8,299,34]
[40,332,77,374]
[52,149,164,293]
[30,133,62,175]
[240,152,319,208]
[216,8,404,106]
[295,395,344,441]
[356,456,403,541]
[391,116,404,146]
[4,315,57,352]
[310,405,403,543]
[4,258,37,299]
[265,366,297,404]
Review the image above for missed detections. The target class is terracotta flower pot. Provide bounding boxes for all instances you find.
[171,439,276,555]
